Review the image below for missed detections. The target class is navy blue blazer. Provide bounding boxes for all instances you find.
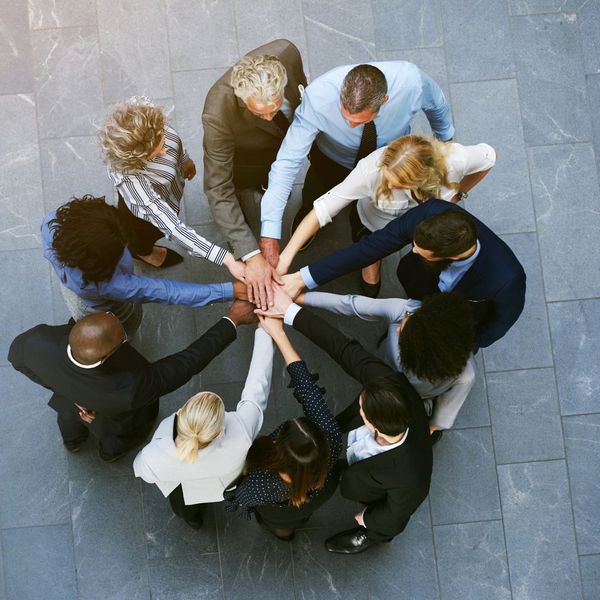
[306,200,526,348]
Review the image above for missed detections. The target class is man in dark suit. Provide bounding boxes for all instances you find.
[8,301,256,461]
[282,199,526,348]
[202,39,307,310]
[259,287,432,554]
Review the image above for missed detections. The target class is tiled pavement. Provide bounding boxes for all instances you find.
[1,1,599,598]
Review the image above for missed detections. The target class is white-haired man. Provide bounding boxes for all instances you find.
[202,39,307,310]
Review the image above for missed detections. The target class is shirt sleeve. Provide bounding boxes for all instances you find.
[312,156,374,227]
[303,292,417,323]
[418,68,455,141]
[101,269,234,308]
[458,143,497,177]
[431,355,477,430]
[118,174,228,265]
[286,360,343,464]
[260,95,321,239]
[235,329,275,440]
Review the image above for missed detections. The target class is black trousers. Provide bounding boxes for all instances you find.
[57,400,159,457]
[255,462,342,530]
[117,194,164,256]
[301,144,352,213]
[168,484,204,524]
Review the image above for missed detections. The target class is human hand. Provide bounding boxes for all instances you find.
[232,280,248,301]
[254,282,293,318]
[244,253,283,311]
[75,403,96,424]
[281,272,304,300]
[223,253,246,282]
[181,158,197,180]
[227,299,259,326]
[259,237,280,268]
[257,314,285,338]
[276,251,291,276]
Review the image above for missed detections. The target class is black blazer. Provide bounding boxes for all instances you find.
[306,200,527,348]
[8,318,237,437]
[292,308,433,538]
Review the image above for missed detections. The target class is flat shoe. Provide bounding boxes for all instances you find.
[132,247,183,269]
[430,430,444,446]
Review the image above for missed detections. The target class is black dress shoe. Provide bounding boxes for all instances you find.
[290,207,316,251]
[184,517,203,530]
[255,512,295,541]
[360,278,381,298]
[430,430,444,446]
[325,527,383,554]
[132,247,183,269]
[98,447,128,463]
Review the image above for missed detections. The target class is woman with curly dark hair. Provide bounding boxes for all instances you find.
[43,195,242,336]
[296,291,476,444]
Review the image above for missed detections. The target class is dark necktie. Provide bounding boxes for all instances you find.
[354,120,377,167]
[272,110,290,134]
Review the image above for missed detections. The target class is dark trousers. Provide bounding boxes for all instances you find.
[57,400,159,457]
[255,462,342,530]
[301,144,351,213]
[117,194,164,256]
[168,484,204,524]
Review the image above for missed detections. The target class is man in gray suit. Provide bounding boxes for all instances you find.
[202,39,307,310]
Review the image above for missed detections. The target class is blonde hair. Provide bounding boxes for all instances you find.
[175,391,225,464]
[376,135,458,204]
[99,96,166,173]
[230,55,287,103]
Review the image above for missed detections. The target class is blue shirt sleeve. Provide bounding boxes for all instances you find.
[418,68,455,141]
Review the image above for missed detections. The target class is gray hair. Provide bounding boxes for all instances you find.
[230,54,288,104]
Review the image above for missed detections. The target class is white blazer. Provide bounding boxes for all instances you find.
[133,329,274,505]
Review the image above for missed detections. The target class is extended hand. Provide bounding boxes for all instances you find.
[244,253,283,311]
[254,281,293,318]
[281,272,304,300]
[227,299,259,326]
[259,237,280,268]
[223,254,246,282]
[181,159,196,180]
[257,314,285,338]
[75,403,96,424]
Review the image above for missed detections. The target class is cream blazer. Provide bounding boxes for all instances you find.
[133,329,273,505]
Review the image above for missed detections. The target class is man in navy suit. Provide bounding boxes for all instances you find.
[282,200,526,348]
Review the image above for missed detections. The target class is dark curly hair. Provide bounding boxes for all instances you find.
[49,195,128,286]
[400,292,475,383]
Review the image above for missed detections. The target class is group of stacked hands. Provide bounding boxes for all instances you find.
[8,39,526,555]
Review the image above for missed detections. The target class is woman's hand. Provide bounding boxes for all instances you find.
[181,158,197,180]
[257,314,285,338]
[223,253,246,282]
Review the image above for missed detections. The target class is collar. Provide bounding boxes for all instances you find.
[452,240,481,268]
[67,344,101,369]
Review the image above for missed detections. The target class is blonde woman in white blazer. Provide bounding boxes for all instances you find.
[133,327,274,528]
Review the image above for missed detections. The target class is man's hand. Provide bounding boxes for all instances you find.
[223,253,246,282]
[354,508,366,528]
[254,281,293,318]
[232,281,248,301]
[257,314,285,338]
[181,158,197,180]
[281,272,305,300]
[244,253,283,311]
[259,237,280,268]
[227,299,259,326]
[75,403,96,424]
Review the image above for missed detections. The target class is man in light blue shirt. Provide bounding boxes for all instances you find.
[43,196,243,336]
[259,61,454,265]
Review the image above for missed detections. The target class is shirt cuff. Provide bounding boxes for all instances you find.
[261,220,282,240]
[222,281,235,301]
[300,266,318,290]
[241,249,261,262]
[283,303,302,326]
[222,316,237,329]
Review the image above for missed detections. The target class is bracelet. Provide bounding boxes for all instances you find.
[456,191,469,201]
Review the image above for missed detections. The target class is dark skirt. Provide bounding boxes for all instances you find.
[117,193,164,256]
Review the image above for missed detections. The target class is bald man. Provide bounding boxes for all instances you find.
[8,301,257,461]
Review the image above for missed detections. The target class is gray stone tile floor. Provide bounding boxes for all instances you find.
[0,1,599,598]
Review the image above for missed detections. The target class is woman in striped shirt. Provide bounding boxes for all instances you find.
[99,96,245,280]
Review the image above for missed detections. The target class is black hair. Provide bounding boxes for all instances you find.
[400,292,475,383]
[49,195,128,286]
[361,377,412,436]
[413,210,477,258]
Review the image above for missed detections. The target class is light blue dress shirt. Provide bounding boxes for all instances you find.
[438,241,481,292]
[41,212,234,312]
[260,61,455,238]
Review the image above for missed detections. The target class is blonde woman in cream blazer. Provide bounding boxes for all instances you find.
[133,327,274,528]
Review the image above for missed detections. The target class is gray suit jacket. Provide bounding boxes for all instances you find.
[202,39,307,258]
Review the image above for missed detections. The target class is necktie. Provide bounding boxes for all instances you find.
[272,110,290,134]
[354,120,377,167]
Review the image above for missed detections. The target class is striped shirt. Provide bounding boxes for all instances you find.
[109,126,228,265]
